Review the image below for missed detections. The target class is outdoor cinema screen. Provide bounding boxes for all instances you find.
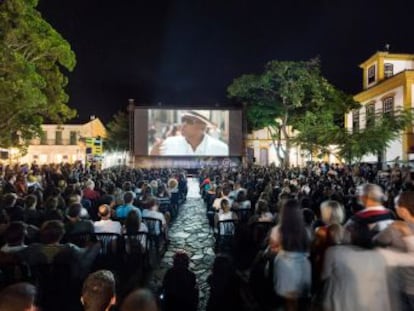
[133,108,243,157]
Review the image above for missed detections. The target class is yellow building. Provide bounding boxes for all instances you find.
[16,117,106,164]
[345,51,414,162]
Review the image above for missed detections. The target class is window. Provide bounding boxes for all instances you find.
[70,131,77,145]
[352,109,360,131]
[40,131,47,145]
[384,63,394,78]
[383,97,394,115]
[366,102,376,127]
[55,131,62,145]
[368,65,376,84]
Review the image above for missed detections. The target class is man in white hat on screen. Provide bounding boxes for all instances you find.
[150,110,229,156]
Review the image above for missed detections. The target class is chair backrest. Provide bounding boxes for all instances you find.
[123,232,148,255]
[64,232,92,248]
[157,197,171,213]
[93,233,121,255]
[142,217,163,236]
[218,219,237,236]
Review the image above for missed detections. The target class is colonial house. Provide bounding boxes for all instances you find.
[15,117,106,164]
[345,51,414,163]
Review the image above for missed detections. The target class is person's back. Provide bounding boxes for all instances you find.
[162,251,198,311]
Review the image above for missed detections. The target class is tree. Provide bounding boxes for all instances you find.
[0,0,76,149]
[337,109,413,163]
[105,110,129,151]
[228,58,355,167]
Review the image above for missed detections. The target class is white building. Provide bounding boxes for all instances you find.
[15,117,106,164]
[345,51,414,162]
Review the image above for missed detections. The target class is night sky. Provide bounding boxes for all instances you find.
[37,0,414,123]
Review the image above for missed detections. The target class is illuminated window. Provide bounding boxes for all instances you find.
[366,102,376,127]
[352,109,360,131]
[383,97,394,115]
[384,63,394,78]
[55,131,62,145]
[368,65,376,84]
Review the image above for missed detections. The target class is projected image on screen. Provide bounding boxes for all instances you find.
[148,109,229,156]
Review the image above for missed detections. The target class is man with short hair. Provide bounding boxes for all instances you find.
[121,289,158,311]
[94,204,122,234]
[150,110,229,156]
[81,270,116,311]
[0,282,37,311]
[116,191,142,220]
[345,183,394,247]
[65,203,95,236]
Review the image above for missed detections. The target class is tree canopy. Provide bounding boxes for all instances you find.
[105,110,129,151]
[228,58,356,167]
[0,0,76,148]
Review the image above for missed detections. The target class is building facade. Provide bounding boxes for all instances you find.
[16,118,106,164]
[345,51,414,162]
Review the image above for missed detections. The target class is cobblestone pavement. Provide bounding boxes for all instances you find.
[148,178,215,311]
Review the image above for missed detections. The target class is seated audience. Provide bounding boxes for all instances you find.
[94,204,122,234]
[1,221,27,253]
[65,203,95,236]
[116,191,142,220]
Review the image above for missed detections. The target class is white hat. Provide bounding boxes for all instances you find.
[181,110,216,127]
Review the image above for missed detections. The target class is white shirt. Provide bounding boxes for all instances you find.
[161,134,228,156]
[94,219,122,234]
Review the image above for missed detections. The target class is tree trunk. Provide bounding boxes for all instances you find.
[281,113,290,169]
[267,126,284,167]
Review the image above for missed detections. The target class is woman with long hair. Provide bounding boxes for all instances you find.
[269,199,311,311]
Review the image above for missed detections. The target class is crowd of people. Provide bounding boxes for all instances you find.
[0,161,414,311]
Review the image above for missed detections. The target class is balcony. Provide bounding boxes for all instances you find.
[34,139,78,146]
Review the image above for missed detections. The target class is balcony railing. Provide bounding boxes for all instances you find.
[33,139,78,146]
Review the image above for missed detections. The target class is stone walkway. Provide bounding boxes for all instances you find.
[149,178,215,310]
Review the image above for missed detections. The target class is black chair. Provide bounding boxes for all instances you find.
[123,232,149,274]
[142,217,164,262]
[93,233,122,270]
[64,231,93,248]
[157,197,173,217]
[215,219,238,253]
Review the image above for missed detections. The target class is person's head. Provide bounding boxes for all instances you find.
[222,187,231,197]
[98,204,111,220]
[85,180,95,191]
[279,199,309,252]
[123,191,134,205]
[395,191,414,222]
[180,111,209,141]
[172,250,190,269]
[302,208,315,226]
[120,289,158,311]
[357,183,385,208]
[81,270,116,311]
[320,200,345,225]
[237,190,246,202]
[146,197,158,210]
[67,203,82,220]
[220,198,230,212]
[0,282,37,311]
[39,220,65,244]
[255,199,269,215]
[25,195,37,209]
[167,178,178,190]
[5,221,26,246]
[125,210,141,233]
